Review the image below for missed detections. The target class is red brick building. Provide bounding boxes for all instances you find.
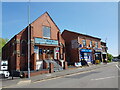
[2,12,66,73]
[101,41,108,62]
[62,30,104,65]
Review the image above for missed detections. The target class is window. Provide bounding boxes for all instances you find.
[39,48,43,55]
[34,46,39,53]
[90,41,92,47]
[82,40,86,47]
[95,42,98,48]
[43,26,51,38]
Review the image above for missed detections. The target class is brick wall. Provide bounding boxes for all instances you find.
[62,30,101,64]
[2,36,17,71]
[24,70,49,77]
[2,12,65,73]
[62,30,79,64]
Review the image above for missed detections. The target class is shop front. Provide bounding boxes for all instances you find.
[80,49,93,64]
[33,37,62,70]
[94,48,102,64]
[34,38,60,60]
[102,52,107,62]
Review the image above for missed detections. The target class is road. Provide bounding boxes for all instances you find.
[4,62,119,88]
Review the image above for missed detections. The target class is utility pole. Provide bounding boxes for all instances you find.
[105,37,107,45]
[105,37,108,61]
[28,0,30,79]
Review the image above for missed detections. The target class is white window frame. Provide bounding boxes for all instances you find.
[42,26,51,39]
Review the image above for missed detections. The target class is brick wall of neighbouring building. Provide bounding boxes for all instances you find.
[62,30,103,65]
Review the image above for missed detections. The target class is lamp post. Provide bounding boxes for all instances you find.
[27,0,30,79]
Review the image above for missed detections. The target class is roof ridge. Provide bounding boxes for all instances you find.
[64,29,101,40]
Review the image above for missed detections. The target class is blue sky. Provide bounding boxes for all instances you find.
[2,2,118,56]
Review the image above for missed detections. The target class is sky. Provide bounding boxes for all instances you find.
[2,2,118,56]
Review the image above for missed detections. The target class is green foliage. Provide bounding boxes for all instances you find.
[107,53,113,62]
[0,38,8,57]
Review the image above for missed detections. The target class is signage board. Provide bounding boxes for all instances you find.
[80,49,92,53]
[94,48,102,52]
[34,38,58,45]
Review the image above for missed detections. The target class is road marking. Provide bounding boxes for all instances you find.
[115,64,120,70]
[46,74,52,76]
[17,80,31,85]
[2,63,115,88]
[33,64,115,84]
[33,69,96,84]
[91,76,116,81]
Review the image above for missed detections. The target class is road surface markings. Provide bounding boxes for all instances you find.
[2,63,115,88]
[115,64,120,70]
[17,80,31,85]
[46,74,52,77]
[91,76,116,81]
[33,64,114,84]
[33,69,96,84]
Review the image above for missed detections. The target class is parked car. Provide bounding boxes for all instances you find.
[112,58,119,62]
[11,70,25,78]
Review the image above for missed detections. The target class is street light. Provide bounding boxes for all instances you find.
[28,0,30,79]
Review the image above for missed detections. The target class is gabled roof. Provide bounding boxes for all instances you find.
[63,29,101,40]
[17,11,60,35]
[31,11,60,31]
[3,12,61,48]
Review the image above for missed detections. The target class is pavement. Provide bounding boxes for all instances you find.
[1,62,118,88]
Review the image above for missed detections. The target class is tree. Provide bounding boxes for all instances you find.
[0,38,8,58]
[107,53,113,62]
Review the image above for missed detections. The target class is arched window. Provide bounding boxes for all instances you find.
[21,40,27,55]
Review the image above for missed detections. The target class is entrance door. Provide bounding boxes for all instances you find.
[39,48,43,60]
[45,48,54,60]
[54,47,59,60]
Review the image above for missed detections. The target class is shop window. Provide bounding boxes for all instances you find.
[82,40,86,47]
[46,49,50,54]
[43,48,47,53]
[50,50,54,54]
[39,48,43,55]
[34,46,39,53]
[95,54,101,60]
[43,26,51,38]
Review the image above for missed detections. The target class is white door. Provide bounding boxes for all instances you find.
[54,48,59,59]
